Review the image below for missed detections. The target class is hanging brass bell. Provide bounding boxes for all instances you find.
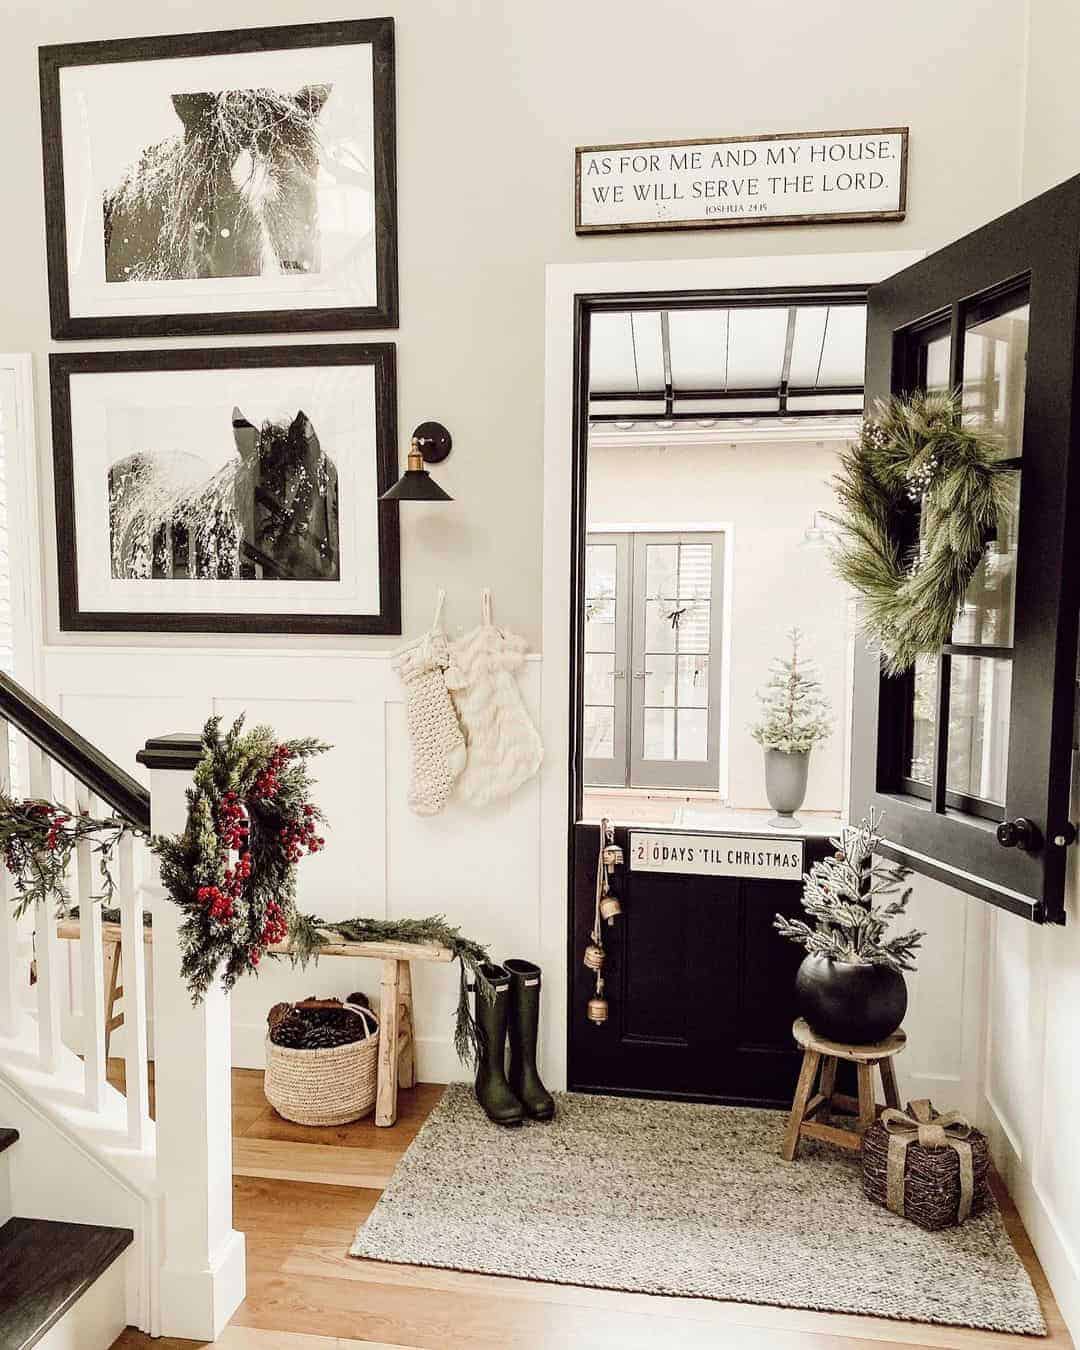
[602,842,624,869]
[599,892,622,924]
[583,942,606,971]
[587,995,609,1025]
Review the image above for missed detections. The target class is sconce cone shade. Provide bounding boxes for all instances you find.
[381,469,453,501]
[380,424,454,501]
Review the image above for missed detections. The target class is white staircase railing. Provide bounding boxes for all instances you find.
[0,675,243,1341]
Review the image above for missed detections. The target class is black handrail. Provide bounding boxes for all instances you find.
[0,672,150,833]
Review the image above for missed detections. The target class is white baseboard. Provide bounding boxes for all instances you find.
[159,1228,245,1342]
[901,1070,966,1114]
[983,1094,1080,1341]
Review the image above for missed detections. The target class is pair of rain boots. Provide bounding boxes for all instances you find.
[473,959,555,1127]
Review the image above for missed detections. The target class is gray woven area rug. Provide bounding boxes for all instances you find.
[350,1084,1046,1335]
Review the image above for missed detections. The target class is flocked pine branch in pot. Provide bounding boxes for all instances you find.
[774,809,924,1044]
[750,627,832,828]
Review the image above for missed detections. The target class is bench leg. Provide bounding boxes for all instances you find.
[398,960,416,1091]
[376,958,402,1127]
[104,942,123,1061]
[782,1049,820,1162]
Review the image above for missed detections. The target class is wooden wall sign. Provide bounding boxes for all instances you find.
[629,832,805,880]
[575,128,907,234]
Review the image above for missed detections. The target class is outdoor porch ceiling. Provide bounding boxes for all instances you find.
[588,303,867,425]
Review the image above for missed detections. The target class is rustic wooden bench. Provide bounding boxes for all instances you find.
[57,921,452,1128]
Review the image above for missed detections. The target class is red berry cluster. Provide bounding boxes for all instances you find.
[253,745,294,800]
[278,804,325,863]
[196,884,235,922]
[218,790,248,851]
[25,801,71,853]
[260,900,288,948]
[197,850,252,923]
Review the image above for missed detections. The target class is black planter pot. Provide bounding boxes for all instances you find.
[795,953,907,1044]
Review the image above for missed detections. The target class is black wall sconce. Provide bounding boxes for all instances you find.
[380,422,454,501]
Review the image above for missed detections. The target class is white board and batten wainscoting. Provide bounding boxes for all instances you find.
[40,644,542,1088]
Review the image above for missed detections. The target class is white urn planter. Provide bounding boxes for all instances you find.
[764,748,810,828]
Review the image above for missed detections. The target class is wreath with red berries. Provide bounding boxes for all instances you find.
[151,714,328,1002]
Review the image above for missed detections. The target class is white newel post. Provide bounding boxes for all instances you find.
[138,735,245,1342]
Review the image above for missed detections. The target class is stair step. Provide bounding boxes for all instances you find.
[0,1128,18,1155]
[0,1217,133,1350]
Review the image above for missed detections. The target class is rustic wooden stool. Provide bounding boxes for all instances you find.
[781,1017,905,1162]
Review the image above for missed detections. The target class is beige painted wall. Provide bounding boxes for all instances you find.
[974,2,1080,1336]
[1021,0,1080,199]
[587,436,850,811]
[1,0,1029,649]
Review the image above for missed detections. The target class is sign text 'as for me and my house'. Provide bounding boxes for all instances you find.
[575,128,908,234]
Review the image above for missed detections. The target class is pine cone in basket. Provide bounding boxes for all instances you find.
[268,1001,372,1050]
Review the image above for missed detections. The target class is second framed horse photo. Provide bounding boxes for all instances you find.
[39,19,398,339]
[49,344,400,636]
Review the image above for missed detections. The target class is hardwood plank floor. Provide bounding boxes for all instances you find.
[111,1069,1073,1350]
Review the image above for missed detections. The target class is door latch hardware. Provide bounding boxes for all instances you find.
[996,817,1043,852]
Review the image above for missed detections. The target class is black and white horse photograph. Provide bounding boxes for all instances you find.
[107,405,341,582]
[103,85,334,284]
[50,345,398,635]
[41,20,397,335]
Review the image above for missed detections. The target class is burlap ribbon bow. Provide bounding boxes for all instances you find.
[880,1099,975,1222]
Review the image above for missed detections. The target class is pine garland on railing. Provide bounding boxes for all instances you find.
[0,792,135,919]
[288,912,494,1066]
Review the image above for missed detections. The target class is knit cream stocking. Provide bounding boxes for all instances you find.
[393,591,467,816]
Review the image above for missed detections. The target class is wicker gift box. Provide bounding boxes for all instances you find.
[265,1000,379,1126]
[862,1099,991,1231]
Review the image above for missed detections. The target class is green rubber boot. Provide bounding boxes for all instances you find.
[505,959,556,1122]
[473,963,524,1127]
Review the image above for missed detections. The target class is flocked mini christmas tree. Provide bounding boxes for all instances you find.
[774,809,924,972]
[750,626,833,754]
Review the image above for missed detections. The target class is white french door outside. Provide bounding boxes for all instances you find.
[584,531,724,791]
[583,534,630,786]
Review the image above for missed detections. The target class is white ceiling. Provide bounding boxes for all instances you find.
[588,303,867,423]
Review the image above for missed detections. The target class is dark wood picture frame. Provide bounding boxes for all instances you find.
[50,343,401,636]
[40,19,398,339]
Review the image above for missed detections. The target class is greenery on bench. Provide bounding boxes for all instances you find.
[289,912,494,1065]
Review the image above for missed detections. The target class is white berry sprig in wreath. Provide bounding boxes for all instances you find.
[826,390,1012,675]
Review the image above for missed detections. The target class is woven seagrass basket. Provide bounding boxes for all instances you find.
[862,1117,991,1230]
[264,1003,379,1126]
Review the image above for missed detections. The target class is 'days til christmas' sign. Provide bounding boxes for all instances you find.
[630,832,805,880]
[575,127,907,234]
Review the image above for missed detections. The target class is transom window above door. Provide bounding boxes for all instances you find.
[584,531,724,791]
